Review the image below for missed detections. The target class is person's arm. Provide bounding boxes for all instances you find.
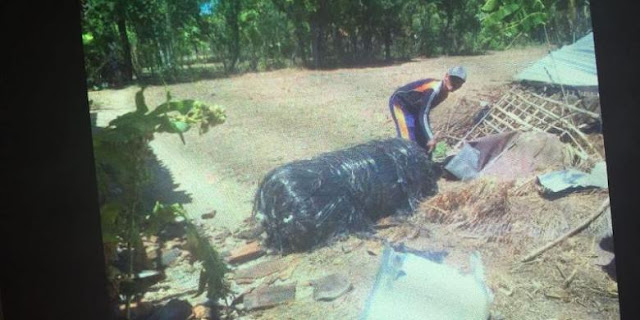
[418,87,440,150]
[391,79,429,108]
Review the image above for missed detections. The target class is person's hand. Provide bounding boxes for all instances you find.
[426,138,437,153]
[426,133,439,152]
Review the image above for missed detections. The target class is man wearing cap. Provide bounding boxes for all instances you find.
[389,66,467,154]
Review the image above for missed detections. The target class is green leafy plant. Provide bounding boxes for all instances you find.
[93,88,227,319]
[432,141,450,163]
[181,215,231,302]
[82,0,593,81]
[477,0,548,48]
[146,203,231,302]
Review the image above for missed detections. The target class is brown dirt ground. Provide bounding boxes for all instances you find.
[89,45,619,319]
[90,46,550,188]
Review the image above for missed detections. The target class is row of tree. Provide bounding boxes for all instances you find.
[81,0,593,86]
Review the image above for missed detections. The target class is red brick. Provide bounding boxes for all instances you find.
[225,241,265,264]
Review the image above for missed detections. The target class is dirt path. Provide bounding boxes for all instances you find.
[88,46,548,233]
[89,87,253,229]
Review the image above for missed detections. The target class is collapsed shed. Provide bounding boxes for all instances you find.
[460,87,601,159]
[445,32,604,180]
[515,32,599,89]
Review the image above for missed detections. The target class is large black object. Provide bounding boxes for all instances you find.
[253,138,439,252]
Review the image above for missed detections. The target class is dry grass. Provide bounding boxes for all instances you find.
[415,178,516,243]
[416,177,610,246]
[404,177,618,319]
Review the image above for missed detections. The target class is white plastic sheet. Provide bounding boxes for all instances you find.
[361,245,493,320]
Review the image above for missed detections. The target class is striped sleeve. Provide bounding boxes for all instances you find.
[418,83,441,141]
[390,79,436,109]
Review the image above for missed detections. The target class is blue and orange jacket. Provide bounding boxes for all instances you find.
[390,78,447,142]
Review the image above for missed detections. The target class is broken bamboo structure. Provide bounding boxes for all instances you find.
[456,87,603,164]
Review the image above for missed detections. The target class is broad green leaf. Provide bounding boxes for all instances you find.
[432,141,449,162]
[481,0,501,13]
[171,120,190,133]
[534,0,546,10]
[101,203,121,226]
[183,219,230,301]
[170,203,187,215]
[151,100,196,116]
[144,201,181,235]
[101,203,123,243]
[82,33,94,45]
[497,3,521,20]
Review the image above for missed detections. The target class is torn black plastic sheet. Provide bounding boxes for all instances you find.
[253,138,439,252]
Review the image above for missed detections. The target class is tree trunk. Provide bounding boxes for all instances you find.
[452,32,458,54]
[230,0,240,72]
[351,31,358,63]
[250,48,258,71]
[363,29,372,62]
[295,24,307,64]
[441,2,454,55]
[233,0,240,69]
[334,26,344,64]
[311,19,320,69]
[130,42,140,80]
[310,0,329,69]
[384,23,392,62]
[318,25,326,68]
[116,16,133,82]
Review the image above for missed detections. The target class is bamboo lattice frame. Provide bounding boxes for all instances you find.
[460,87,603,161]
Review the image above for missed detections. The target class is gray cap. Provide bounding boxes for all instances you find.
[448,66,467,82]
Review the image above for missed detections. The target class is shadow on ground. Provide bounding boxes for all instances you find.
[140,147,193,213]
[599,235,617,281]
[89,114,193,213]
[90,117,192,275]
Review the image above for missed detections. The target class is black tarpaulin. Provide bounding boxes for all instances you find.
[253,138,439,252]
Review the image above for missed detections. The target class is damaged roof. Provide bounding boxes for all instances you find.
[515,32,599,88]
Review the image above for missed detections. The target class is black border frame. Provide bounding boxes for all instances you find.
[1,0,638,319]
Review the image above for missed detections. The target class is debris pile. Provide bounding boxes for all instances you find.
[452,86,603,165]
[417,178,516,242]
[444,131,571,181]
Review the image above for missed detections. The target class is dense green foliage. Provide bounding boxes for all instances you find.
[93,89,228,316]
[81,0,592,85]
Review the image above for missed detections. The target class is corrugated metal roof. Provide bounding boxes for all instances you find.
[515,32,598,87]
